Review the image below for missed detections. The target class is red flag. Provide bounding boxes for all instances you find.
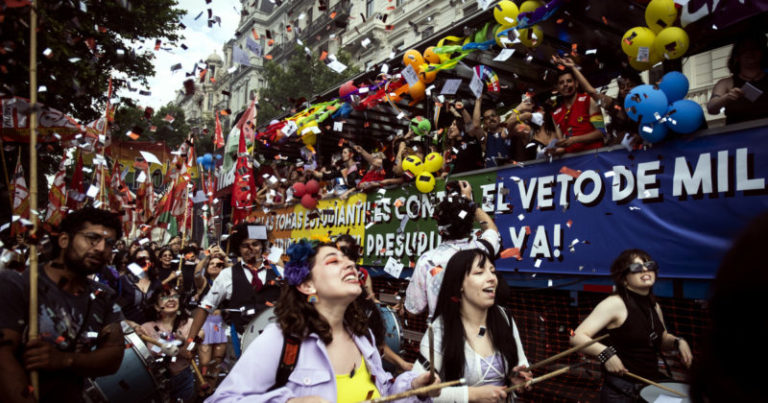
[214,112,225,149]
[67,151,85,210]
[44,154,68,228]
[231,125,256,224]
[235,96,259,148]
[11,152,30,235]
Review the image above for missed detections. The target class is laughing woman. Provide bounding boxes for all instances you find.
[570,249,693,402]
[415,249,532,403]
[207,240,439,402]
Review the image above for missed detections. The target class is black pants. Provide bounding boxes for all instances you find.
[600,373,644,403]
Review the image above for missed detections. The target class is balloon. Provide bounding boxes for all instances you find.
[423,152,444,173]
[494,0,520,26]
[203,153,213,168]
[519,0,544,14]
[494,24,516,48]
[408,80,426,106]
[621,27,656,59]
[624,84,668,123]
[339,80,357,98]
[664,99,704,134]
[196,156,204,165]
[402,155,424,176]
[301,193,318,210]
[409,116,431,137]
[292,182,306,198]
[215,154,222,160]
[627,50,661,71]
[519,25,543,48]
[653,27,689,60]
[423,46,441,64]
[300,120,319,146]
[645,0,678,33]
[417,64,437,84]
[403,49,424,69]
[415,172,436,193]
[638,122,668,143]
[305,179,320,195]
[658,71,689,103]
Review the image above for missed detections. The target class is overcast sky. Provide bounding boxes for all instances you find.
[117,0,241,109]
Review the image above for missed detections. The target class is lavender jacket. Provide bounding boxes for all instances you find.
[206,323,428,402]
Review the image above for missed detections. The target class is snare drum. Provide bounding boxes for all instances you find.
[640,382,690,403]
[378,305,403,354]
[241,306,277,353]
[83,331,161,403]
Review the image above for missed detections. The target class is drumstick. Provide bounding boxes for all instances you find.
[368,379,465,403]
[504,365,572,393]
[527,334,609,371]
[625,371,687,398]
[427,324,435,383]
[190,359,211,391]
[138,334,180,356]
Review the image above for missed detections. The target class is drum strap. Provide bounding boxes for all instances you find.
[268,335,302,391]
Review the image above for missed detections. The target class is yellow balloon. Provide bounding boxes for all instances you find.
[621,26,656,58]
[408,80,426,106]
[645,0,678,33]
[418,64,437,84]
[519,0,544,14]
[300,120,319,146]
[494,24,516,48]
[653,27,689,60]
[402,155,424,176]
[423,152,444,173]
[628,49,662,71]
[493,0,519,27]
[415,172,436,193]
[403,49,424,69]
[519,25,543,48]
[423,46,441,64]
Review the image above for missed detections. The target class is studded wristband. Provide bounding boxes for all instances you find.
[598,346,617,364]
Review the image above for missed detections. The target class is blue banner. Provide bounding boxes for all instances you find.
[472,125,768,279]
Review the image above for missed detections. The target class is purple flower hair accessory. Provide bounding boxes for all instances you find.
[284,240,317,286]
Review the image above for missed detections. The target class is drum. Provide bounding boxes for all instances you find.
[241,306,277,352]
[83,331,161,403]
[378,305,403,354]
[640,382,690,403]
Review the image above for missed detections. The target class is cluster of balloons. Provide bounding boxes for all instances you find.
[624,71,704,142]
[293,179,321,210]
[401,152,444,193]
[621,0,689,71]
[494,0,545,49]
[196,153,220,170]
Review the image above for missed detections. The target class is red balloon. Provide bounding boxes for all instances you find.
[339,80,357,98]
[301,193,318,210]
[292,182,306,197]
[305,179,320,195]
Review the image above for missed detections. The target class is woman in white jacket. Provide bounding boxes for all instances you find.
[415,249,532,402]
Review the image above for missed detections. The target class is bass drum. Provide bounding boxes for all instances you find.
[378,305,403,356]
[241,306,277,353]
[83,331,162,403]
[640,382,690,403]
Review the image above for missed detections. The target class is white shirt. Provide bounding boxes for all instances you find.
[404,229,501,318]
[199,261,276,312]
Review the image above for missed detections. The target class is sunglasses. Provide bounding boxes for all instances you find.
[626,261,658,273]
[211,262,225,268]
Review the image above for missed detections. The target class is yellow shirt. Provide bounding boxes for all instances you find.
[335,357,381,403]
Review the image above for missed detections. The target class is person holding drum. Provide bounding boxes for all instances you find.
[413,249,531,402]
[0,207,126,402]
[207,240,440,402]
[571,249,693,402]
[187,223,282,356]
[139,287,201,403]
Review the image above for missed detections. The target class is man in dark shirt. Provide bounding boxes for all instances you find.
[0,207,125,403]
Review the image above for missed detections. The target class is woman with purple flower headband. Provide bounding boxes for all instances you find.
[208,239,440,403]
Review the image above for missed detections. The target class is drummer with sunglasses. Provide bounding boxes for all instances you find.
[571,249,693,402]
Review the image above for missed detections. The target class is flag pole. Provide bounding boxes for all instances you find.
[28,0,40,399]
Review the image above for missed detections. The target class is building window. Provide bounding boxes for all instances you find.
[207,94,213,110]
[366,0,374,19]
[421,26,434,40]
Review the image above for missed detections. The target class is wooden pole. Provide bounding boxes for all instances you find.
[28,1,40,399]
[368,379,464,403]
[625,371,688,398]
[527,334,609,371]
[504,366,572,393]
[175,184,191,288]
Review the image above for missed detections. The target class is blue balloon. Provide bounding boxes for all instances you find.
[624,85,668,124]
[665,99,704,134]
[202,153,214,169]
[658,71,689,103]
[638,122,668,143]
[215,154,222,160]
[196,156,204,165]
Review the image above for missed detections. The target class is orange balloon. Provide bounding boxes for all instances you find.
[418,64,437,83]
[403,49,425,69]
[423,46,441,64]
[408,80,426,106]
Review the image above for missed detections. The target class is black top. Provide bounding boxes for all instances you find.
[0,269,125,402]
[117,274,162,324]
[726,74,768,125]
[220,261,282,333]
[451,136,484,174]
[607,289,666,381]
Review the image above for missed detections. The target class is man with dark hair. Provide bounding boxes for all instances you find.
[0,207,125,402]
[405,180,501,319]
[187,223,281,354]
[551,69,606,155]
